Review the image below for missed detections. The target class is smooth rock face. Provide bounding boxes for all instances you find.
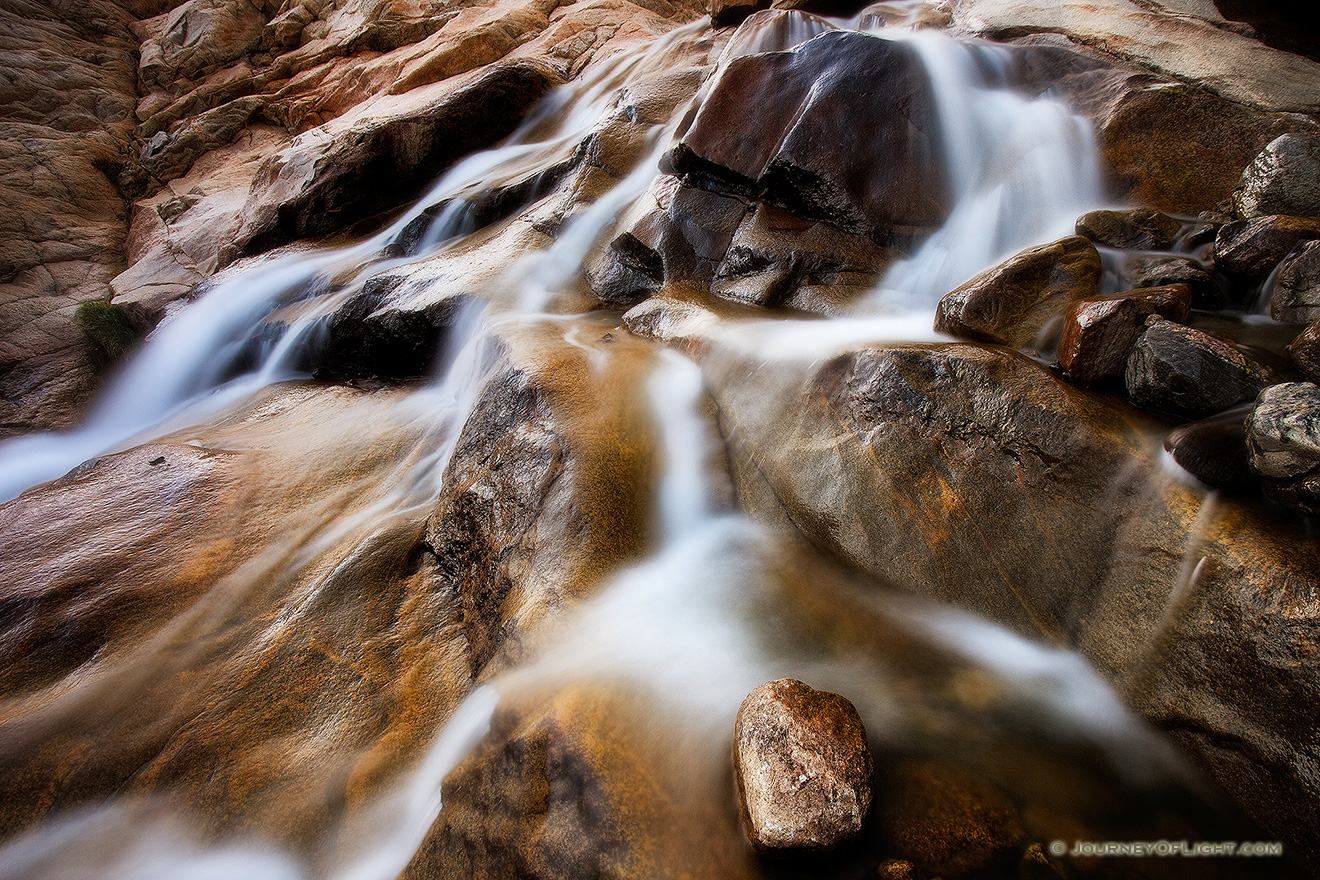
[1246,382,1320,514]
[1058,285,1192,384]
[1119,253,1223,309]
[734,678,872,851]
[1215,214,1320,278]
[672,30,947,241]
[1075,207,1181,250]
[1272,240,1320,324]
[934,236,1101,349]
[1164,405,1255,492]
[1234,133,1320,220]
[1126,318,1275,419]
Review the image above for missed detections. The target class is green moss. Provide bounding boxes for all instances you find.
[75,301,139,362]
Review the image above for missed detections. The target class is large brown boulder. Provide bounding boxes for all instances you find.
[733,678,872,851]
[934,236,1101,350]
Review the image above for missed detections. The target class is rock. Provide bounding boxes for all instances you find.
[1118,253,1224,309]
[1234,133,1320,220]
[877,762,1023,878]
[1058,284,1192,384]
[1215,214,1320,278]
[707,0,770,28]
[934,235,1102,349]
[1271,239,1320,324]
[671,30,947,242]
[1075,207,1181,250]
[229,59,564,261]
[423,321,657,675]
[1289,320,1320,380]
[317,282,470,380]
[1164,405,1255,492]
[135,0,268,89]
[733,678,872,851]
[1126,318,1275,420]
[621,290,720,352]
[1090,78,1313,216]
[952,0,1320,113]
[1246,382,1320,514]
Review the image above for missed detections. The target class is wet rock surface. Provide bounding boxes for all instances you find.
[1058,284,1192,385]
[934,235,1101,349]
[1126,318,1275,420]
[1247,382,1320,514]
[1272,240,1320,325]
[1216,214,1320,279]
[733,678,872,851]
[1235,133,1320,220]
[1164,405,1256,492]
[1075,207,1181,251]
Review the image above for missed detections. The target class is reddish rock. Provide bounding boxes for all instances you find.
[734,678,872,851]
[1126,318,1275,420]
[1058,284,1192,384]
[934,236,1101,349]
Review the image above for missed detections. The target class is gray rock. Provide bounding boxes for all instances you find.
[1246,382,1320,515]
[1120,254,1223,309]
[1215,214,1320,278]
[1271,240,1320,324]
[734,678,872,851]
[1058,284,1191,385]
[1164,405,1255,492]
[1126,318,1274,420]
[1234,134,1320,220]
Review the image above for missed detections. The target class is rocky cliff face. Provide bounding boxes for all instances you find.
[1,1,1319,879]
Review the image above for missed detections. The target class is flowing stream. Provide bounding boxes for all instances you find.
[0,11,1229,880]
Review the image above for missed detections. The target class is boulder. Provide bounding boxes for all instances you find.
[1234,133,1320,220]
[228,59,564,261]
[135,0,268,89]
[1126,318,1275,420]
[933,236,1101,349]
[1163,405,1256,492]
[707,0,770,27]
[1271,239,1320,324]
[1289,320,1320,380]
[733,678,872,851]
[1215,214,1320,278]
[1074,207,1181,251]
[1246,381,1320,515]
[1057,284,1192,384]
[1119,253,1224,309]
[671,30,947,242]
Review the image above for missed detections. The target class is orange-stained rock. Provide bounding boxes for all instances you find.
[1057,284,1191,385]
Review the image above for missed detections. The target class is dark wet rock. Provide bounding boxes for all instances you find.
[734,678,872,851]
[1289,320,1320,380]
[1271,240,1320,325]
[671,30,947,242]
[877,762,1023,879]
[1119,253,1224,309]
[707,0,770,27]
[934,236,1101,349]
[1215,214,1320,278]
[621,291,719,352]
[1234,133,1320,220]
[1075,207,1181,251]
[318,282,470,380]
[1164,405,1255,492]
[1126,318,1275,420]
[229,59,564,261]
[1246,382,1320,515]
[1058,284,1192,385]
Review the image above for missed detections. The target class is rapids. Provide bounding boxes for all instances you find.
[0,6,1288,880]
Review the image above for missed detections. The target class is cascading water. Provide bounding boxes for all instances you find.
[0,8,1268,880]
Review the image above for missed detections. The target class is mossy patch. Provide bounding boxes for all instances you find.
[75,301,139,363]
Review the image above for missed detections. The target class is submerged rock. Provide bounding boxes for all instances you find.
[733,678,872,851]
[1164,405,1256,492]
[1126,318,1275,420]
[933,235,1101,349]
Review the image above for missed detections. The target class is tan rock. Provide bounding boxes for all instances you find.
[733,678,872,851]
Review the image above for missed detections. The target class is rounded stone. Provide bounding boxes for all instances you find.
[733,678,872,851]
